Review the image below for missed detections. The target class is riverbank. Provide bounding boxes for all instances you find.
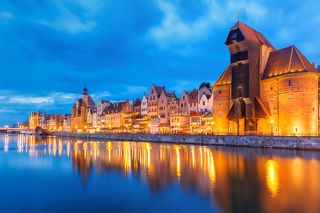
[51,132,320,151]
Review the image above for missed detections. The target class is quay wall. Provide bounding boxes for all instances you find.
[51,132,320,151]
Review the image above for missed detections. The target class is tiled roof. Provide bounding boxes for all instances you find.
[133,98,141,107]
[88,95,95,106]
[166,92,177,99]
[104,102,125,114]
[154,85,165,94]
[262,45,318,79]
[213,65,232,86]
[231,21,274,48]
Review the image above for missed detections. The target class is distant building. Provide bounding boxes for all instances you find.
[147,84,165,118]
[170,114,190,134]
[167,92,179,117]
[71,87,95,132]
[63,114,71,131]
[198,94,213,113]
[141,94,148,116]
[132,98,142,113]
[188,89,198,114]
[29,112,43,130]
[198,87,212,102]
[179,91,189,115]
[103,100,132,130]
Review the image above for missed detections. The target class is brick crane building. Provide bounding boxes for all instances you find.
[212,21,319,136]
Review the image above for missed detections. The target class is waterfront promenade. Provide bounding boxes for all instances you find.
[52,132,320,151]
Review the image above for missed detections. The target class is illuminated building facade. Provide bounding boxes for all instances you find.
[71,87,95,131]
[212,21,320,136]
[29,112,43,130]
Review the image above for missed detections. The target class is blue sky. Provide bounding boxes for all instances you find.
[0,0,319,125]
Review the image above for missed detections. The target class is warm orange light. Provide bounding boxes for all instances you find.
[265,159,279,198]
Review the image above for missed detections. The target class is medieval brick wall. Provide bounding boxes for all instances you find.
[212,84,237,135]
[260,73,319,136]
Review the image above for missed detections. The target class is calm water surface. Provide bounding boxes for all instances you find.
[0,134,319,213]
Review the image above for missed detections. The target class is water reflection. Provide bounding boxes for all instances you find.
[1,134,320,213]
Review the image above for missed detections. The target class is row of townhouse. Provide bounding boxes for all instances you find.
[67,84,214,134]
[29,112,71,131]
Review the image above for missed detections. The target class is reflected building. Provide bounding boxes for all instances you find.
[2,135,320,213]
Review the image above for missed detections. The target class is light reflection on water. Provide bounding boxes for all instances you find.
[0,134,320,213]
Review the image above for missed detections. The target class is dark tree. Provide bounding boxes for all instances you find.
[199,82,211,90]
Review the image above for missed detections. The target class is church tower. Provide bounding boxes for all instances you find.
[83,86,89,105]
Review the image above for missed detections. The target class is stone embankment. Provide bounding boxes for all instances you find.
[51,132,320,151]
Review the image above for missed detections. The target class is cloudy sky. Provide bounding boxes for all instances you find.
[0,0,319,125]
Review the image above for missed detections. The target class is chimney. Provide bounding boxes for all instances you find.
[312,62,316,68]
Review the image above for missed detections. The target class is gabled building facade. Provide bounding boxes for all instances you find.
[179,91,189,115]
[198,94,213,113]
[141,94,148,116]
[188,89,198,114]
[71,87,95,132]
[147,84,165,118]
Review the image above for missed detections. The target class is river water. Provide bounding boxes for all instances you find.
[0,134,319,213]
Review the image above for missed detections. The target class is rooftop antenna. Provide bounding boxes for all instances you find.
[237,12,240,22]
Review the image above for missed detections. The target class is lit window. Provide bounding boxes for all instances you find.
[288,94,293,99]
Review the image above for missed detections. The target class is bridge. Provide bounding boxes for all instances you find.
[0,128,27,134]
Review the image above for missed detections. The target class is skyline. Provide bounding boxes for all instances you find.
[1,0,320,125]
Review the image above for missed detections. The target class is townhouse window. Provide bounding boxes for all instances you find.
[203,101,205,105]
[288,94,293,99]
[288,79,292,86]
[181,104,183,107]
[218,90,221,94]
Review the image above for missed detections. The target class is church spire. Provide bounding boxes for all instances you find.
[83,85,88,96]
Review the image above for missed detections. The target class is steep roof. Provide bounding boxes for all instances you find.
[262,45,318,79]
[213,65,232,86]
[87,95,95,107]
[133,98,141,107]
[154,85,165,94]
[104,102,125,114]
[230,21,274,48]
[166,92,177,99]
